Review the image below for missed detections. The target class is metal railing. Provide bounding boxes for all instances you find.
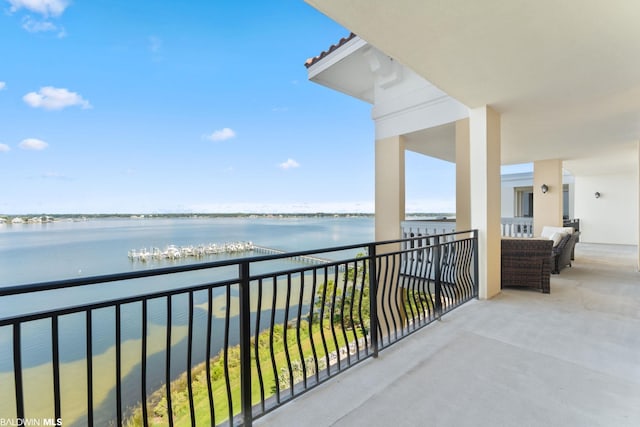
[0,230,478,427]
[403,218,534,238]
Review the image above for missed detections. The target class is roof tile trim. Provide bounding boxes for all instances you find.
[304,33,357,68]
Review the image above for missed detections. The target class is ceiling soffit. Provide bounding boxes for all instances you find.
[305,0,640,173]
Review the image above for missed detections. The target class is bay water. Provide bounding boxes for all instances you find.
[0,216,374,287]
[0,216,374,425]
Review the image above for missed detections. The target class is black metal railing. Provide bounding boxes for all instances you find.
[0,230,478,427]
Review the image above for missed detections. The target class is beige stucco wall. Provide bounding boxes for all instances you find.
[574,172,639,245]
[469,106,501,299]
[533,159,563,235]
[375,135,405,241]
[455,118,471,231]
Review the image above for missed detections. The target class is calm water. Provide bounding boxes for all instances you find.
[0,216,374,287]
[0,216,374,425]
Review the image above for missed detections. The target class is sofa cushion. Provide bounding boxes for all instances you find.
[549,231,567,247]
[541,226,575,238]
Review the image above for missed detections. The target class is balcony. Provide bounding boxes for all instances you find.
[257,242,640,426]
[0,231,478,426]
[2,232,637,426]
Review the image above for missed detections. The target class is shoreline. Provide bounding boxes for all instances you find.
[0,212,454,224]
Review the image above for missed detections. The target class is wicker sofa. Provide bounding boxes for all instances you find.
[501,238,553,293]
[541,226,580,274]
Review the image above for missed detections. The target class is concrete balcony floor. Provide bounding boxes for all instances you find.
[257,243,640,427]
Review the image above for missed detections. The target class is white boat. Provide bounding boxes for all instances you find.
[128,241,255,261]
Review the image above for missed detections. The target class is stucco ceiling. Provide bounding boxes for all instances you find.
[404,124,456,162]
[306,0,640,173]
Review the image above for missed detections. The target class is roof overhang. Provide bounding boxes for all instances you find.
[306,0,640,173]
[306,35,466,163]
[306,35,374,103]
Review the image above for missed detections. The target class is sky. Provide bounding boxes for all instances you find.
[0,0,520,215]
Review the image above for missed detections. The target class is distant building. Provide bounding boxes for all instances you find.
[502,171,575,220]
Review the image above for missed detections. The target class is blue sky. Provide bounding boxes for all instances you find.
[0,0,470,214]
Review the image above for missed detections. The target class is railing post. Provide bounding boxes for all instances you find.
[368,243,378,358]
[13,324,24,420]
[473,230,480,298]
[434,236,442,320]
[239,261,253,426]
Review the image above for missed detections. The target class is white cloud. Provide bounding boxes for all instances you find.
[7,0,70,17]
[23,86,92,110]
[19,138,48,150]
[7,1,69,35]
[0,143,10,152]
[278,158,300,170]
[22,16,55,31]
[0,81,6,90]
[205,127,236,142]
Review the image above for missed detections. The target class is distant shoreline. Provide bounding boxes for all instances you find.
[0,212,454,221]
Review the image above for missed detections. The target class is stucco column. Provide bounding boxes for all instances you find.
[533,159,563,235]
[374,135,406,335]
[637,141,640,271]
[375,135,405,241]
[469,106,501,299]
[455,118,471,231]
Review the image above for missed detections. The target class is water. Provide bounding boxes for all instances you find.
[0,216,374,287]
[0,216,374,425]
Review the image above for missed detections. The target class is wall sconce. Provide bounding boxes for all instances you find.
[541,184,549,194]
[595,192,601,199]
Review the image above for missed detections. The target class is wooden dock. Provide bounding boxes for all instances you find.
[252,246,346,271]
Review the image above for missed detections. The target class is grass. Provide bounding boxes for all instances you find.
[123,265,437,426]
[124,319,368,426]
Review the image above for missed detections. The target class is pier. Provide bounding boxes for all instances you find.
[128,241,255,262]
[252,245,346,271]
[128,242,345,270]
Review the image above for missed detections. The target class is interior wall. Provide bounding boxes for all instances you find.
[500,173,533,217]
[501,185,515,218]
[566,182,576,219]
[574,173,639,244]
